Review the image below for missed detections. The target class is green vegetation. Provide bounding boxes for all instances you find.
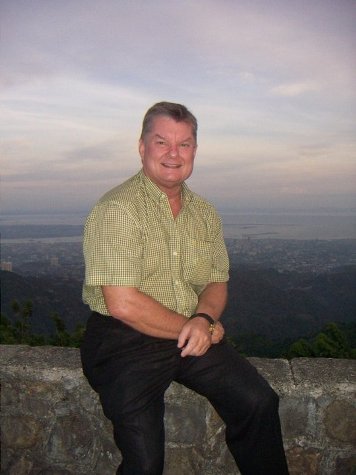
[287,322,356,359]
[230,322,356,359]
[0,299,85,348]
[2,299,355,359]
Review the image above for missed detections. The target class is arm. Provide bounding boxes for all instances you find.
[178,281,228,356]
[102,283,227,358]
[102,285,187,339]
[195,281,228,320]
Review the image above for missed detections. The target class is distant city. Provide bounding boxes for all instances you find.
[2,221,355,354]
[1,211,356,277]
[2,237,356,279]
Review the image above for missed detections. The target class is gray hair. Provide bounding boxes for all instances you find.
[140,102,198,142]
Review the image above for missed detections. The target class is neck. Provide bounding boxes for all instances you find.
[167,189,182,218]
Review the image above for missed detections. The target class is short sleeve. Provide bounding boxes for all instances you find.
[83,201,143,287]
[210,214,229,283]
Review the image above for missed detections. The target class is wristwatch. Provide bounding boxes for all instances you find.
[189,312,216,334]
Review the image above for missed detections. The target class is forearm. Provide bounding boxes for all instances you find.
[195,282,228,320]
[102,285,187,339]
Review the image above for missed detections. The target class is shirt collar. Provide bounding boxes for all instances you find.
[139,169,193,207]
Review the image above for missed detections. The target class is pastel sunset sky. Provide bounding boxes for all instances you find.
[2,0,355,214]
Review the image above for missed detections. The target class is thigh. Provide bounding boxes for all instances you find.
[176,340,274,420]
[81,312,179,395]
[81,312,181,419]
[82,313,181,474]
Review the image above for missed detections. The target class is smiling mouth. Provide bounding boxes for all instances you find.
[162,163,181,168]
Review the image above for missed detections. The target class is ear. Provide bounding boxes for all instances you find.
[193,144,198,160]
[138,139,145,161]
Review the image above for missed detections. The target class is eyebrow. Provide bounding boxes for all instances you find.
[154,134,195,143]
[154,134,166,140]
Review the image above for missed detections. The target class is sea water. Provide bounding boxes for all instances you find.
[221,212,356,240]
[1,211,356,240]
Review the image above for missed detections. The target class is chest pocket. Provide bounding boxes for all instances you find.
[182,238,213,285]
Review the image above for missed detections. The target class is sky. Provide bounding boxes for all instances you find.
[1,0,356,216]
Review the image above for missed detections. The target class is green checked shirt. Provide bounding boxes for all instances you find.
[83,170,229,317]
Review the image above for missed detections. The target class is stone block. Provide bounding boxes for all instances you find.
[286,446,321,475]
[46,412,98,466]
[324,400,356,444]
[1,415,43,449]
[291,358,356,393]
[248,357,294,395]
[165,402,206,444]
[1,345,355,475]
[279,395,311,439]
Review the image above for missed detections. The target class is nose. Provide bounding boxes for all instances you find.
[169,144,178,157]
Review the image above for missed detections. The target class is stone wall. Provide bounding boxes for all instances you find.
[0,345,355,475]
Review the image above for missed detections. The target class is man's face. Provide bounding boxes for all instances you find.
[139,116,197,194]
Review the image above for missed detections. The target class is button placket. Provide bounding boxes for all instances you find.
[170,222,184,311]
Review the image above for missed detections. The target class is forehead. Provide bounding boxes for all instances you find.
[149,116,194,138]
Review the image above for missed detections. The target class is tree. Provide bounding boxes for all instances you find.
[313,323,351,358]
[288,338,314,358]
[0,304,82,348]
[0,313,18,344]
[20,300,33,344]
[287,322,355,359]
[49,313,84,348]
[49,313,72,347]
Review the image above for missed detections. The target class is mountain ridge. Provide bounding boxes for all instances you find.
[2,266,355,343]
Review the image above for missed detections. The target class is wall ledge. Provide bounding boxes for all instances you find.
[1,345,355,475]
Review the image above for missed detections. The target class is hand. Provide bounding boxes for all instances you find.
[211,321,225,344]
[177,318,213,357]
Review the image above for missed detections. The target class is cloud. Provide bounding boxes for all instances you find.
[1,0,355,214]
[271,82,320,97]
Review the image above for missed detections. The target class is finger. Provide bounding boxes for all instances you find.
[180,334,203,357]
[180,340,194,357]
[177,326,190,349]
[181,335,211,357]
[211,333,221,343]
[180,335,203,357]
[181,343,208,357]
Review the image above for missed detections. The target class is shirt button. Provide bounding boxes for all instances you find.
[173,251,178,256]
[175,280,179,285]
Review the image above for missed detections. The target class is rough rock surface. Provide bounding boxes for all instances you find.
[1,346,355,474]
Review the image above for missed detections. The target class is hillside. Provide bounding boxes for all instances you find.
[224,266,356,341]
[0,271,89,334]
[1,266,355,344]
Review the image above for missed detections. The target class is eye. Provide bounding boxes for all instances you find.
[180,142,191,148]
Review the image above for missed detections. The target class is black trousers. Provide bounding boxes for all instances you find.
[81,312,289,475]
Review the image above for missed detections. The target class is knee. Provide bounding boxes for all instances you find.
[235,372,280,418]
[262,385,279,409]
[253,383,280,418]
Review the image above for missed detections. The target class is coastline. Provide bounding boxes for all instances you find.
[1,212,355,241]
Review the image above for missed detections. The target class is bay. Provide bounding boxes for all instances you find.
[221,213,356,240]
[1,211,355,241]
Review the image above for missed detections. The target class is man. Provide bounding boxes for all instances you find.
[80,102,289,475]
